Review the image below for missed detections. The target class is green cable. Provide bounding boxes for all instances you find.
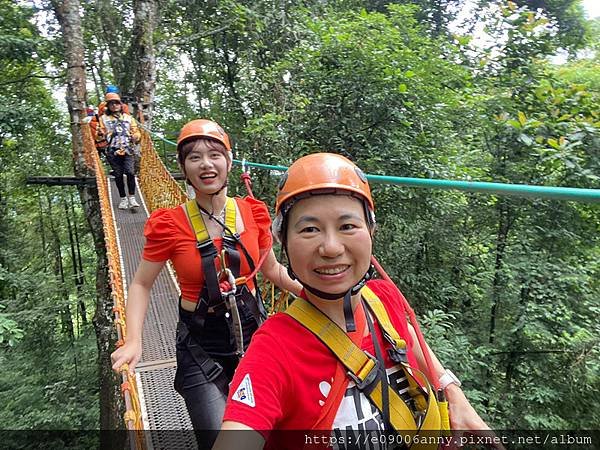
[144,127,600,203]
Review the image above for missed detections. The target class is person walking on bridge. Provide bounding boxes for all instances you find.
[95,92,141,209]
[110,119,302,448]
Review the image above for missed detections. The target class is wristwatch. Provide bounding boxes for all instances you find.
[439,369,461,390]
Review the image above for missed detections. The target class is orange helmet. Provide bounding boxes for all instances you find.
[275,153,374,215]
[177,119,232,153]
[105,92,121,103]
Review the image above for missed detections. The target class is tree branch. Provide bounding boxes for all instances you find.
[156,23,232,51]
[0,71,64,86]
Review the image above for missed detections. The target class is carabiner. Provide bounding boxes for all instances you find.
[221,268,237,296]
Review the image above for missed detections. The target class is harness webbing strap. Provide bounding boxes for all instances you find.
[224,199,236,234]
[361,286,406,350]
[184,198,264,355]
[284,298,418,430]
[285,290,442,447]
[185,198,238,309]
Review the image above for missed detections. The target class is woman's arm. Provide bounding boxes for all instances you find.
[130,117,141,143]
[259,249,302,296]
[110,259,166,374]
[212,421,265,450]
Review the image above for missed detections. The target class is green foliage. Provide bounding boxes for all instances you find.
[2,0,597,433]
[0,0,99,430]
[0,305,23,347]
[147,1,600,429]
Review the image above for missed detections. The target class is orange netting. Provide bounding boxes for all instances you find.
[138,129,186,212]
[82,124,145,445]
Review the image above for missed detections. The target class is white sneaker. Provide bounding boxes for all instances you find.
[118,198,129,209]
[129,196,140,208]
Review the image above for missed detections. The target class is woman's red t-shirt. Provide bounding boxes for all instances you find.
[142,196,272,302]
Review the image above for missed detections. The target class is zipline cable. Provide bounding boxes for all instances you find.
[142,125,600,203]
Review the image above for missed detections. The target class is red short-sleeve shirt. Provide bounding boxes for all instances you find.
[223,279,419,449]
[142,196,272,301]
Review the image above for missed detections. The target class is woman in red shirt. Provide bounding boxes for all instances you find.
[110,119,301,447]
[215,153,501,450]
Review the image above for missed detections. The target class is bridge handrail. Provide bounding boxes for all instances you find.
[82,124,145,444]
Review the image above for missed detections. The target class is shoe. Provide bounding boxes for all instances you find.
[118,198,129,209]
[129,196,140,208]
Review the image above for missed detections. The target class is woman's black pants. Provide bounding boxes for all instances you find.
[174,321,239,449]
[106,151,135,197]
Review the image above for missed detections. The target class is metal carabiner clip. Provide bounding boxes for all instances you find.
[221,267,237,297]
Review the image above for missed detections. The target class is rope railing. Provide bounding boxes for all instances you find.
[142,125,600,203]
[82,125,145,447]
[138,128,187,212]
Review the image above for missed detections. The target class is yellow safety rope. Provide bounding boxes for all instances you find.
[82,125,145,443]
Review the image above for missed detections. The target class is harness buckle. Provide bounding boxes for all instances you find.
[196,239,217,254]
[388,347,408,364]
[203,361,224,381]
[347,351,380,392]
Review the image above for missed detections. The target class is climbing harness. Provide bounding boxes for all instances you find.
[184,197,266,356]
[285,285,447,449]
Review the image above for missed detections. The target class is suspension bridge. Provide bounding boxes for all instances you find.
[79,122,600,450]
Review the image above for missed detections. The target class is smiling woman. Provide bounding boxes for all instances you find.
[214,153,503,450]
[109,119,301,449]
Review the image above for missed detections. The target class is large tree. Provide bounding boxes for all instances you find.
[49,0,123,431]
[87,0,158,125]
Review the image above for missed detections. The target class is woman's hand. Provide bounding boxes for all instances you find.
[109,259,164,375]
[111,339,143,375]
[446,384,506,450]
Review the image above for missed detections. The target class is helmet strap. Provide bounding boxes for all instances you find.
[286,244,374,332]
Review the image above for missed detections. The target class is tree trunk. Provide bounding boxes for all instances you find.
[45,192,74,338]
[95,0,132,91]
[36,188,48,273]
[50,0,123,431]
[130,0,158,127]
[64,198,87,326]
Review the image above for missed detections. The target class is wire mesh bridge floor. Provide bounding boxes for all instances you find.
[110,178,198,449]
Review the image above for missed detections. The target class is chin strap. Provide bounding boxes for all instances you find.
[186,177,228,199]
[287,256,374,332]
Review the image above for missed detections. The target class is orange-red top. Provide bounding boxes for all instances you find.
[142,196,272,302]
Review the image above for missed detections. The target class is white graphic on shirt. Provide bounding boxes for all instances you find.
[232,373,255,408]
[329,366,413,450]
[319,379,332,407]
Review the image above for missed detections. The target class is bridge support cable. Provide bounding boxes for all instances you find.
[142,125,600,203]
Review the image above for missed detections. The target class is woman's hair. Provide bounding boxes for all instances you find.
[177,138,228,166]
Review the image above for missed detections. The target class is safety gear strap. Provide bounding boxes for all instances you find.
[185,198,266,356]
[364,304,391,430]
[185,198,237,327]
[192,199,267,324]
[285,288,442,447]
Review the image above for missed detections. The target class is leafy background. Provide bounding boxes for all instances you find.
[0,0,598,430]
